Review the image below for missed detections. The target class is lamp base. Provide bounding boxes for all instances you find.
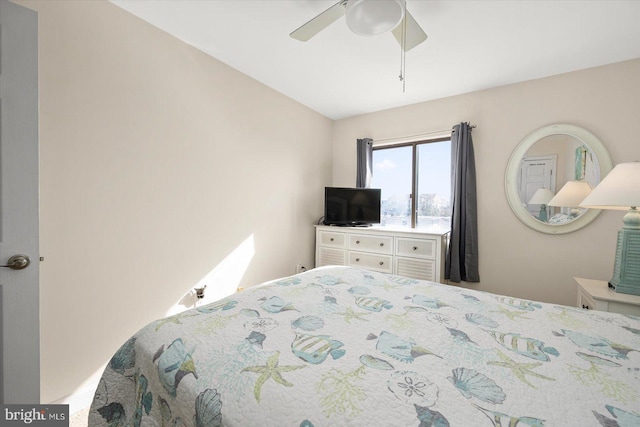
[609,226,640,295]
[537,205,548,222]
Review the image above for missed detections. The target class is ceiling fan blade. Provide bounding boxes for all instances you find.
[391,9,427,51]
[290,1,346,41]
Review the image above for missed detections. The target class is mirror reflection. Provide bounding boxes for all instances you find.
[505,123,612,235]
[518,134,600,225]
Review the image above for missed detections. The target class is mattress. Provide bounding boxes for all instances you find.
[89,266,640,426]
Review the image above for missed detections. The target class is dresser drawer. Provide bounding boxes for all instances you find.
[348,234,393,255]
[348,251,393,273]
[396,237,436,259]
[318,230,346,248]
[396,257,436,281]
[318,247,346,266]
[577,288,597,310]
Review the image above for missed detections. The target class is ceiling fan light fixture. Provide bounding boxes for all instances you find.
[345,0,405,37]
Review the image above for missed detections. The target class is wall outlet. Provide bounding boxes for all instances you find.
[296,264,307,274]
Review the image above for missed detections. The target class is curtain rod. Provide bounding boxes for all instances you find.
[452,124,477,132]
[372,124,476,145]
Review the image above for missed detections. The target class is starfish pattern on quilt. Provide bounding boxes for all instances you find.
[487,350,555,388]
[336,307,371,323]
[490,306,531,321]
[242,351,306,402]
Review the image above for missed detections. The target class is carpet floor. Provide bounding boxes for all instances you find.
[69,407,89,427]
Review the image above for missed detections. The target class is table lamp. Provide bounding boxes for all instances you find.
[548,181,593,217]
[580,162,640,295]
[528,188,555,222]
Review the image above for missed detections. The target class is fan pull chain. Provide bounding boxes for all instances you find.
[399,0,407,92]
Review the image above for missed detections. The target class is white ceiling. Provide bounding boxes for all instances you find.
[110,0,640,120]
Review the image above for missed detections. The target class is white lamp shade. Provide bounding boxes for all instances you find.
[548,181,592,207]
[528,188,555,205]
[345,0,405,36]
[580,162,640,210]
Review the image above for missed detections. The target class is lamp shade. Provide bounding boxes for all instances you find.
[345,0,405,36]
[580,162,640,210]
[579,162,640,295]
[548,181,592,208]
[528,188,555,205]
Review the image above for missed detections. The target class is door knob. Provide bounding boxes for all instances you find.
[1,255,31,270]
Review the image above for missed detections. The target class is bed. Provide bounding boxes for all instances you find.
[89,266,640,426]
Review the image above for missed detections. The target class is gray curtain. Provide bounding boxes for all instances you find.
[356,138,373,188]
[445,123,480,283]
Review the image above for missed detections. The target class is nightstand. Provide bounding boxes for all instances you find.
[575,277,640,316]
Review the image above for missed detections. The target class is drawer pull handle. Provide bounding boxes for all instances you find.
[413,246,418,251]
[355,258,360,262]
[582,304,590,310]
[379,243,384,247]
[356,240,360,244]
[379,261,384,266]
[330,238,334,242]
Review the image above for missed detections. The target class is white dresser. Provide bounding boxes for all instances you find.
[315,225,449,283]
[575,277,640,316]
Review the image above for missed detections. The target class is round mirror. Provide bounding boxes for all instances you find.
[505,124,613,234]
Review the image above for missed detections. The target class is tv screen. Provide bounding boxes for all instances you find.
[324,187,381,226]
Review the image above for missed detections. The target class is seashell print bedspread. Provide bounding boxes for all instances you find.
[89,266,640,426]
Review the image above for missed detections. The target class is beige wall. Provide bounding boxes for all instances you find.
[332,58,640,306]
[17,0,332,405]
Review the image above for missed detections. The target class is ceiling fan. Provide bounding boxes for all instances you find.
[290,0,428,51]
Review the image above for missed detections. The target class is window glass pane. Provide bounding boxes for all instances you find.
[417,140,451,231]
[372,146,412,227]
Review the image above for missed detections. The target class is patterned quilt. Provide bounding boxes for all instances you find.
[89,266,640,426]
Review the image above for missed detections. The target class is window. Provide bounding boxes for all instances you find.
[371,138,451,230]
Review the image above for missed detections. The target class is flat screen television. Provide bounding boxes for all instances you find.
[323,187,381,226]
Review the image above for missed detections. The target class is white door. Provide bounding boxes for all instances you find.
[519,156,556,218]
[0,0,40,403]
